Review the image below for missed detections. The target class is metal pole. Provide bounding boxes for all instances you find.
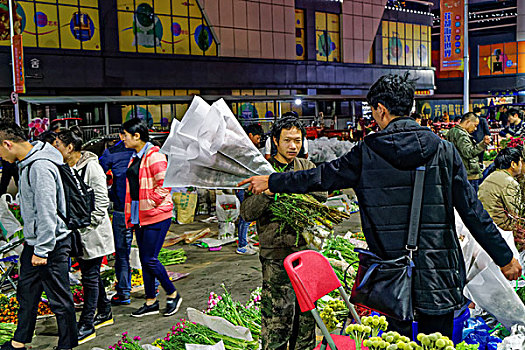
[8,0,20,125]
[104,103,110,134]
[463,0,469,114]
[27,102,31,125]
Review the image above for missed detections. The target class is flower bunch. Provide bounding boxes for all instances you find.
[246,287,261,309]
[207,292,223,311]
[108,331,142,350]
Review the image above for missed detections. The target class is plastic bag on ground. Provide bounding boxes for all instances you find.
[187,307,254,342]
[185,341,226,350]
[163,96,274,189]
[216,193,240,239]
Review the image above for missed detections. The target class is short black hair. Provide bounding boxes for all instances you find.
[271,116,306,144]
[244,123,264,137]
[38,130,57,144]
[49,120,63,132]
[0,119,27,143]
[282,111,299,118]
[411,112,422,120]
[473,107,481,114]
[495,147,523,170]
[122,118,149,142]
[58,128,83,152]
[508,108,520,117]
[460,112,478,123]
[366,72,416,117]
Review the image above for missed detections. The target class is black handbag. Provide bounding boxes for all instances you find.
[69,229,84,258]
[350,166,425,321]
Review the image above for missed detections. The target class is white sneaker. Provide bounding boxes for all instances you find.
[247,243,260,252]
[236,246,258,255]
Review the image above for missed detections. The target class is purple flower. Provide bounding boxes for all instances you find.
[134,336,141,341]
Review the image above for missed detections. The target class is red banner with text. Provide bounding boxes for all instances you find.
[440,0,464,71]
[12,34,25,94]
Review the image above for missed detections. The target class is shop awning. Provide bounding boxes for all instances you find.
[17,94,362,105]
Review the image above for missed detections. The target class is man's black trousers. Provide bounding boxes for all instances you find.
[13,236,78,349]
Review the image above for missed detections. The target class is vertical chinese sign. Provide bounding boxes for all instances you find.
[12,34,24,93]
[440,0,464,71]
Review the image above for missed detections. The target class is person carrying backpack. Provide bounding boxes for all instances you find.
[55,129,115,344]
[0,120,77,350]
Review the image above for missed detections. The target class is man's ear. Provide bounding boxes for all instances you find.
[273,136,278,145]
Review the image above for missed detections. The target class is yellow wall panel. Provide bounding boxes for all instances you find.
[382,21,389,38]
[59,0,78,6]
[187,0,201,18]
[172,17,190,54]
[59,6,81,49]
[189,18,204,54]
[154,0,171,14]
[157,15,173,54]
[35,3,60,48]
[327,13,339,33]
[18,2,37,47]
[78,7,100,50]
[405,23,413,40]
[329,31,339,62]
[413,24,420,40]
[79,0,98,8]
[117,0,134,11]
[397,22,405,39]
[315,12,326,31]
[118,11,135,52]
[173,0,189,16]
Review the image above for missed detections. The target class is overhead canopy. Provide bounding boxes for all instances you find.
[15,94,363,106]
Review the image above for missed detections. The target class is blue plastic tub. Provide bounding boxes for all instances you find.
[410,308,469,344]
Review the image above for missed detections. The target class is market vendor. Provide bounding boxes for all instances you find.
[240,116,327,350]
[240,73,522,338]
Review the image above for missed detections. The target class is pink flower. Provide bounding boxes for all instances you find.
[133,336,141,341]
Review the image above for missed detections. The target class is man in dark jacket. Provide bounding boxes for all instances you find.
[99,134,134,306]
[499,108,525,138]
[472,107,491,164]
[240,74,522,337]
[241,116,327,350]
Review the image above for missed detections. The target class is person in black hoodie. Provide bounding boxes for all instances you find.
[239,73,522,337]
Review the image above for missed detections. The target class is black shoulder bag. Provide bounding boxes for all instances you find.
[350,166,425,321]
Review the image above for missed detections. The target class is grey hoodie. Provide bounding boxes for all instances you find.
[18,141,69,258]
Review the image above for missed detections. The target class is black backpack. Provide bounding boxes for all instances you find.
[26,159,95,230]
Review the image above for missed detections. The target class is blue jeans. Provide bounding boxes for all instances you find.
[135,218,176,299]
[112,211,132,298]
[236,190,249,248]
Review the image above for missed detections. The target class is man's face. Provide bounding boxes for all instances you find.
[248,133,261,148]
[0,141,17,163]
[465,119,479,133]
[274,127,302,162]
[509,113,520,124]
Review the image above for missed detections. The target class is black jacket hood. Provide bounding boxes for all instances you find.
[364,117,441,170]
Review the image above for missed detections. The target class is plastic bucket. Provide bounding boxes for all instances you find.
[452,308,470,344]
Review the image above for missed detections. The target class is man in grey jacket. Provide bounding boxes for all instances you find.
[0,121,77,350]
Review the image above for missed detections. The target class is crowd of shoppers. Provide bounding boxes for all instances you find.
[0,73,524,349]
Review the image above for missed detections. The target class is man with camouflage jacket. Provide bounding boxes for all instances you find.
[240,116,327,350]
[446,112,491,192]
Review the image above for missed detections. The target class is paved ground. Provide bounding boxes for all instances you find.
[28,212,362,350]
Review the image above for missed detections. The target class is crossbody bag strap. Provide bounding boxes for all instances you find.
[406,166,426,256]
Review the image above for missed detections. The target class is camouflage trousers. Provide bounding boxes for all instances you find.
[260,256,316,350]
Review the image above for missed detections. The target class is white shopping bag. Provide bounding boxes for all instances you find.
[0,194,22,240]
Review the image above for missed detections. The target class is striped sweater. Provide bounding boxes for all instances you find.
[124,144,173,228]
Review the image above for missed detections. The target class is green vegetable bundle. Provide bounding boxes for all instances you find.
[158,248,187,266]
[155,319,259,350]
[269,193,351,249]
[321,236,359,288]
[207,285,261,338]
[0,323,16,345]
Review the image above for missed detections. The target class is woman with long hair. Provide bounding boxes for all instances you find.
[121,118,181,317]
[55,129,115,344]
